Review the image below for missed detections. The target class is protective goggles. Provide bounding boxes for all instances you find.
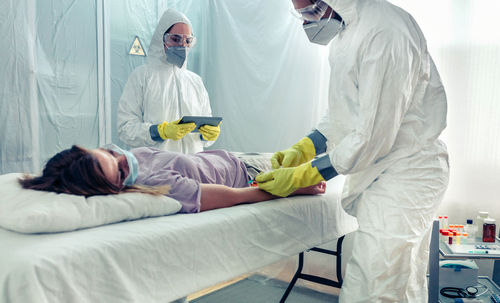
[291,0,329,22]
[163,33,196,48]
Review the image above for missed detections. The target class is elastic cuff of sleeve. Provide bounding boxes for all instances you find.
[199,134,206,141]
[307,129,327,154]
[150,124,164,142]
[311,154,338,181]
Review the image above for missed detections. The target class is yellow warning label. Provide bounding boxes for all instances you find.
[129,36,146,56]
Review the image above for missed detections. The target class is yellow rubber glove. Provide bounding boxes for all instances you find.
[157,119,196,141]
[255,162,324,197]
[199,123,221,141]
[271,137,316,169]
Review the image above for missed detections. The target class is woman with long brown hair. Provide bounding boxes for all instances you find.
[20,145,326,213]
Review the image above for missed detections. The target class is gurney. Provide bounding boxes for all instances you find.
[0,164,357,302]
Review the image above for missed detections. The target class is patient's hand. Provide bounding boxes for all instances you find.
[291,181,326,196]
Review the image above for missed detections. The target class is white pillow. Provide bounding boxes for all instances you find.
[0,173,181,233]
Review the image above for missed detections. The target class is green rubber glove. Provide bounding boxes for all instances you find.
[199,123,221,141]
[157,119,196,141]
[271,137,316,169]
[255,162,324,197]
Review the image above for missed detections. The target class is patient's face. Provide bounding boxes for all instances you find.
[90,149,129,187]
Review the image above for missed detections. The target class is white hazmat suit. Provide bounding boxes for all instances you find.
[315,0,450,302]
[257,0,450,301]
[117,9,213,154]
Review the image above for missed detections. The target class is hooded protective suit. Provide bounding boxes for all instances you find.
[313,0,449,302]
[117,9,213,154]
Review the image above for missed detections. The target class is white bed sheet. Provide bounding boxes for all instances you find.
[0,176,358,303]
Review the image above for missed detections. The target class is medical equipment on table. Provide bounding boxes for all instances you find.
[439,260,478,289]
[440,216,499,247]
[476,244,500,250]
[440,286,479,299]
[483,218,497,242]
[469,250,490,254]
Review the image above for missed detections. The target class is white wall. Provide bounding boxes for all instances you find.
[390,0,500,236]
[390,0,500,277]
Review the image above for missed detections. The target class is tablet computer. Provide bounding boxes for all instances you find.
[179,116,223,132]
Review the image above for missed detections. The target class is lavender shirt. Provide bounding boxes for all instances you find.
[131,147,250,213]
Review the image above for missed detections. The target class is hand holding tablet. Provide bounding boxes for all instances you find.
[179,116,223,132]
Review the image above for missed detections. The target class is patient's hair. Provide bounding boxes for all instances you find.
[19,145,168,196]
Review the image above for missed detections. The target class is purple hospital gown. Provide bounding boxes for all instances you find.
[131,147,250,213]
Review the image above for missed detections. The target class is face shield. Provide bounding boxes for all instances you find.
[292,0,329,22]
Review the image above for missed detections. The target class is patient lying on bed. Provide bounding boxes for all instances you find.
[19,146,326,213]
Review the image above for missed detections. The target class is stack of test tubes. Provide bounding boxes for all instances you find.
[438,216,469,245]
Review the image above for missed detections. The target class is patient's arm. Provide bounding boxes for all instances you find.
[199,181,326,212]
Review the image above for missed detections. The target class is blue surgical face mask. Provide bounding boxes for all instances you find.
[165,46,188,68]
[303,15,343,45]
[102,144,139,186]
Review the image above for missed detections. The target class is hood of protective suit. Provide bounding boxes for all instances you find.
[322,0,359,26]
[147,8,192,66]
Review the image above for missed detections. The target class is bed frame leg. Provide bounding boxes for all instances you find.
[279,252,304,303]
[279,235,345,303]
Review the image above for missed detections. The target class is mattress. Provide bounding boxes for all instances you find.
[0,176,358,303]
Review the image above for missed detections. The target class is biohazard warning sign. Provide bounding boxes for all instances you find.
[129,36,146,56]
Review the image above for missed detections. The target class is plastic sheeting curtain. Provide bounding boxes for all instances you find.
[0,0,330,174]
[187,1,330,153]
[1,0,108,174]
[0,0,38,173]
[390,0,500,225]
[110,0,330,153]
